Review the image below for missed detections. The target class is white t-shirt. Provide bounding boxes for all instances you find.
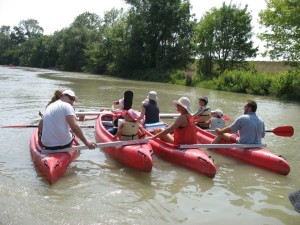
[210,117,225,129]
[41,100,75,147]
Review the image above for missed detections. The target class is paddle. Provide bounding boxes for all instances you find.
[222,114,231,122]
[206,126,294,137]
[180,143,267,149]
[1,125,95,128]
[267,126,294,137]
[74,111,181,118]
[41,139,149,154]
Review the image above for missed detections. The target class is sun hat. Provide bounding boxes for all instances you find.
[62,90,77,100]
[289,189,300,213]
[211,109,223,117]
[147,91,157,101]
[173,97,192,114]
[126,109,138,121]
[199,96,208,104]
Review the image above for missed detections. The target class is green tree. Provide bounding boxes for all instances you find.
[10,19,44,44]
[0,26,12,64]
[83,9,129,75]
[124,0,195,74]
[195,3,258,78]
[58,12,102,71]
[259,0,300,66]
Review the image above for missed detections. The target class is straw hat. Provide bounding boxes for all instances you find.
[173,97,192,114]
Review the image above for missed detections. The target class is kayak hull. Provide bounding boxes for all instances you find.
[29,129,78,184]
[95,114,153,172]
[144,123,216,178]
[196,127,290,175]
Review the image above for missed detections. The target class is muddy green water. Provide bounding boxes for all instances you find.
[0,66,299,225]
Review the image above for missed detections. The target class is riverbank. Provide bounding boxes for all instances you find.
[181,61,300,101]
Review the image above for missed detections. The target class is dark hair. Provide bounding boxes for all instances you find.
[149,99,157,105]
[46,90,63,108]
[246,100,257,112]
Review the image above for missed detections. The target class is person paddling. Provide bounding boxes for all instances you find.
[39,89,63,117]
[38,90,96,150]
[150,97,197,145]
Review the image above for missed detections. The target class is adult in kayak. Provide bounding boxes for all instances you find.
[137,91,160,125]
[150,97,197,145]
[39,89,63,117]
[38,90,96,150]
[112,98,124,111]
[212,100,265,144]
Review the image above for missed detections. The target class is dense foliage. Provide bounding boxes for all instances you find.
[259,0,300,67]
[195,3,257,79]
[0,0,299,101]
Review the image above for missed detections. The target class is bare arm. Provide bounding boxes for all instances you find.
[151,115,187,139]
[137,106,145,121]
[113,123,124,140]
[215,126,232,135]
[38,119,43,138]
[66,115,96,149]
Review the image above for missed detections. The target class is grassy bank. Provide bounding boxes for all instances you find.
[169,61,300,101]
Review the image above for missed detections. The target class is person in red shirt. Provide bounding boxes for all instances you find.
[150,97,197,145]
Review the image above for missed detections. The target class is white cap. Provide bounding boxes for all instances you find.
[62,90,77,100]
[211,109,223,117]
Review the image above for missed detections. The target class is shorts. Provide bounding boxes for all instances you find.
[229,134,240,143]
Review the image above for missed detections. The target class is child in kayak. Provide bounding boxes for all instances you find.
[207,109,225,129]
[113,109,144,141]
[193,96,210,129]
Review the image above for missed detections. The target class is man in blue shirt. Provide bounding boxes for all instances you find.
[212,100,265,144]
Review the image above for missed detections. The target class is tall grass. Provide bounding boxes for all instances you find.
[208,70,300,101]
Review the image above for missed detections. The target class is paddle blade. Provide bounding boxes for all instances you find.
[269,126,294,137]
[223,114,230,122]
[124,90,133,110]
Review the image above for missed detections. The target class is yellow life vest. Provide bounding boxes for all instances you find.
[120,122,139,140]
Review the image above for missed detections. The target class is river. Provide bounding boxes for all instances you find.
[0,66,299,225]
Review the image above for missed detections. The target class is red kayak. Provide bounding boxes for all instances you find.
[143,122,216,178]
[196,128,290,175]
[95,113,153,172]
[29,129,78,184]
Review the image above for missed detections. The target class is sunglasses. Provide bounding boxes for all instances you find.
[65,94,75,102]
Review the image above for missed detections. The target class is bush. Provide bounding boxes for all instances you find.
[210,69,300,100]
